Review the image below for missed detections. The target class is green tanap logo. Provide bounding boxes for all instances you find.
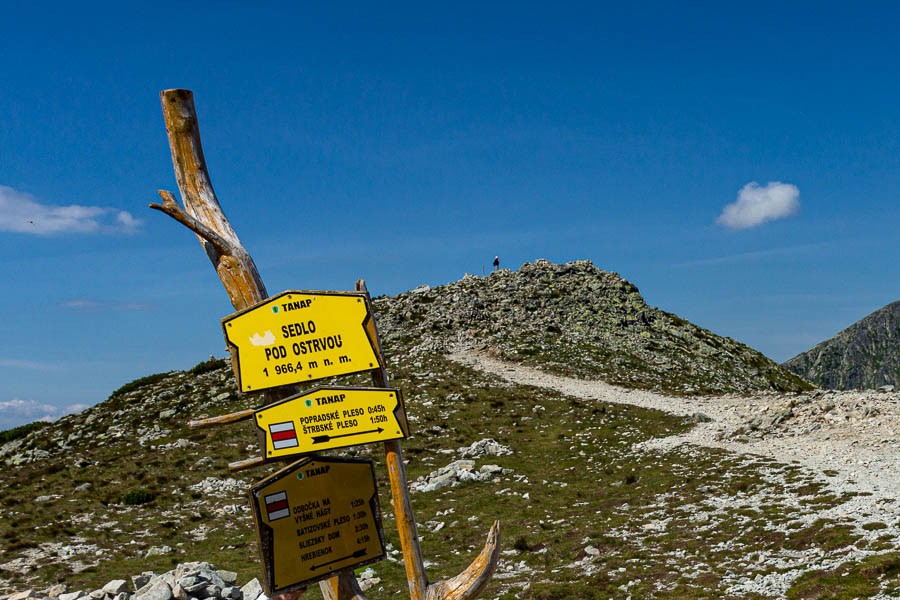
[271,305,280,314]
[305,399,313,407]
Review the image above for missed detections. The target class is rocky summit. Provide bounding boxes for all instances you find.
[375,259,812,395]
[783,300,900,390]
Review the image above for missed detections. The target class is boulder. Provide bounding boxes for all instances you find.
[102,582,129,596]
[239,580,262,600]
[134,579,172,600]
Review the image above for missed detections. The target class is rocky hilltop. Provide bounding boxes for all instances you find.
[375,259,812,395]
[783,300,900,390]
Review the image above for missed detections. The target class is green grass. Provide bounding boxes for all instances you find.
[787,552,900,599]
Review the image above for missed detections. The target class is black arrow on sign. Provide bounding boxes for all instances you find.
[311,428,384,444]
[310,548,367,571]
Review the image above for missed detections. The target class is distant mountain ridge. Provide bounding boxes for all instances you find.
[782,300,900,390]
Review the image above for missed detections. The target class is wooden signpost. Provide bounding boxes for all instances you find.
[189,386,409,460]
[222,290,383,392]
[151,89,500,600]
[256,387,408,457]
[250,456,386,594]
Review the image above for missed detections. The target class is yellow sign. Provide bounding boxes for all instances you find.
[222,290,383,393]
[256,386,409,457]
[249,456,385,595]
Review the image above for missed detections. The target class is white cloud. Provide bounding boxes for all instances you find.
[0,398,87,429]
[116,211,141,232]
[0,358,60,371]
[717,181,800,229]
[674,242,825,268]
[0,185,142,235]
[59,299,154,311]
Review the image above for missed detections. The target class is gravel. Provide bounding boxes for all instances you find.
[451,349,900,530]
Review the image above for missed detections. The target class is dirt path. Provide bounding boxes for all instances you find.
[449,350,900,529]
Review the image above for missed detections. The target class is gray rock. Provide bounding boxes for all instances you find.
[44,584,67,599]
[216,572,237,587]
[131,576,152,593]
[44,585,67,599]
[58,593,86,600]
[134,580,172,600]
[9,591,34,600]
[458,438,513,458]
[176,578,203,594]
[220,588,241,600]
[239,580,262,600]
[158,573,176,590]
[479,464,504,474]
[144,545,173,557]
[102,582,129,596]
[356,568,381,592]
[88,591,104,600]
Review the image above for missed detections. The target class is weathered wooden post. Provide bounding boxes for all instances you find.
[151,89,499,600]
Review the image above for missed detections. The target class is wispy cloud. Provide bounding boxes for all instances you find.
[0,185,142,235]
[717,181,800,229]
[59,299,155,311]
[0,398,87,429]
[0,358,61,371]
[674,243,826,268]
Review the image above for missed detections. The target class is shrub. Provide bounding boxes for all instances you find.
[122,490,155,506]
[0,421,48,445]
[109,373,170,399]
[189,357,227,375]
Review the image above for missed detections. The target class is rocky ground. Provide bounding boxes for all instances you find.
[452,349,900,597]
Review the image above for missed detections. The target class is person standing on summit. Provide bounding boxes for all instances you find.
[493,256,500,271]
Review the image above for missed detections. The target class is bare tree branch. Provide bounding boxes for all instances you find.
[150,190,234,257]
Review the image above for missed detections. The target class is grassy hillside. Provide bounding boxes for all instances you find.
[3,262,897,599]
[2,361,896,598]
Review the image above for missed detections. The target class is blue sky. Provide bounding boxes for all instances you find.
[2,2,899,428]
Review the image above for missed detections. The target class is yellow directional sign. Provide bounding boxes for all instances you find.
[222,290,383,393]
[256,386,409,457]
[249,456,385,595]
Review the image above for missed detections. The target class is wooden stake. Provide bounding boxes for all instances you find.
[355,281,500,600]
[188,409,254,429]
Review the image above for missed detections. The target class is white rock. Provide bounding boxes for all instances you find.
[102,581,129,596]
[239,579,262,600]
